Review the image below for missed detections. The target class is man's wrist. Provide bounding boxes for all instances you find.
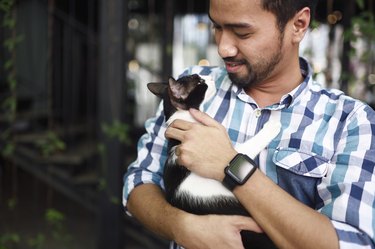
[172,211,196,246]
[218,150,238,181]
[222,153,258,191]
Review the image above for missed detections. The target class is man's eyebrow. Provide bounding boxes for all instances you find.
[208,13,253,29]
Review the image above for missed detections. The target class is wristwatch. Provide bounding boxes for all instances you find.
[222,153,257,191]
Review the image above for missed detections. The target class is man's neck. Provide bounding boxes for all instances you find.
[246,61,304,108]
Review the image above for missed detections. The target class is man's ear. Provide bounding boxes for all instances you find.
[292,7,311,44]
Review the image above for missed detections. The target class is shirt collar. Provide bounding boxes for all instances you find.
[233,57,313,109]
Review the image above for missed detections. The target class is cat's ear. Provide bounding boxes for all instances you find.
[168,77,180,97]
[147,82,168,98]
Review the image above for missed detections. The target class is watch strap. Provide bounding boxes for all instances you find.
[222,173,238,191]
[222,153,257,191]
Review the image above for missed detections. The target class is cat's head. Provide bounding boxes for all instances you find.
[147,74,208,119]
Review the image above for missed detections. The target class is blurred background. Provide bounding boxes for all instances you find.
[0,0,374,248]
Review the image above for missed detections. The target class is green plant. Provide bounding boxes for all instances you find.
[35,131,66,157]
[0,233,20,249]
[45,208,72,244]
[0,0,23,157]
[343,0,375,94]
[98,119,130,204]
[0,208,74,249]
[27,234,45,249]
[101,119,131,145]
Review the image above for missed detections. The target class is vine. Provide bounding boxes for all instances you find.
[0,0,23,157]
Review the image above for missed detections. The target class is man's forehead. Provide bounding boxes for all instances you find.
[208,0,264,26]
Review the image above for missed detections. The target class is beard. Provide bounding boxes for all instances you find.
[226,34,284,90]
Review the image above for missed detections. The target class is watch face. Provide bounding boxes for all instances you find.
[228,155,255,183]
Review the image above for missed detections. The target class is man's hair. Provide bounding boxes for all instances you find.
[261,0,318,32]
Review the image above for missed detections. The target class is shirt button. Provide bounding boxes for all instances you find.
[255,109,262,118]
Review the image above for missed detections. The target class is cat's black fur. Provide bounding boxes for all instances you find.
[148,74,277,249]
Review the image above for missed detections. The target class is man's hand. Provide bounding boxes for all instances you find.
[165,108,237,181]
[174,213,263,249]
[129,185,263,249]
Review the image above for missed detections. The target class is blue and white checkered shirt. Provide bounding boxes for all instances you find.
[123,58,375,249]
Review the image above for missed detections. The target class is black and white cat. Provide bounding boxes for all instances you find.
[147,74,281,249]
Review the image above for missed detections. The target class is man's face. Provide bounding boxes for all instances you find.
[209,0,286,90]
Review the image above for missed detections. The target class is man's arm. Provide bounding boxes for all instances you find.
[127,184,183,241]
[234,170,339,249]
[127,183,263,249]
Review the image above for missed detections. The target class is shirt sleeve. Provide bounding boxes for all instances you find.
[318,102,375,248]
[122,101,168,214]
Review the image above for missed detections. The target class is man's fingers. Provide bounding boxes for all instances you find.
[168,119,194,130]
[189,108,219,127]
[233,216,264,233]
[165,125,184,141]
[165,119,198,141]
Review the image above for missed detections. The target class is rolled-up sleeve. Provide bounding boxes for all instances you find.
[122,102,168,214]
[318,103,375,248]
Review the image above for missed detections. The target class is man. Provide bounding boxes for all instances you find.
[123,0,375,248]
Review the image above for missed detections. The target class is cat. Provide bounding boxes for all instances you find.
[147,74,280,249]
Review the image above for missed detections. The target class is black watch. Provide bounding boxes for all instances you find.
[222,153,257,191]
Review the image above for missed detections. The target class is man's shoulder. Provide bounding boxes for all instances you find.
[309,81,356,104]
[308,81,374,117]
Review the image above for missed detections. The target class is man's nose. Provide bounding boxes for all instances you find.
[217,33,237,58]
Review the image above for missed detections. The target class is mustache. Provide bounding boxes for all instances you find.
[223,57,247,64]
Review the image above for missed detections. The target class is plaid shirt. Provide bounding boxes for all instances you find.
[123,58,375,249]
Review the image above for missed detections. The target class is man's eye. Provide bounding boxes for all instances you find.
[212,24,222,31]
[235,32,251,39]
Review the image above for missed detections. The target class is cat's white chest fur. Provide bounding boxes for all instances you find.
[168,111,281,199]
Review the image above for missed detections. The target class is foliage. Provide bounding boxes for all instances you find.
[101,119,131,145]
[0,0,23,158]
[0,233,20,249]
[35,131,66,157]
[1,0,67,158]
[97,119,129,205]
[0,208,72,249]
[344,10,375,44]
[340,0,375,98]
[45,209,73,243]
[27,234,45,249]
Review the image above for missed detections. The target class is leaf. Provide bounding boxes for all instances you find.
[356,0,365,10]
[45,208,65,224]
[0,0,14,12]
[27,234,45,249]
[0,232,20,247]
[101,120,131,144]
[4,59,13,70]
[2,15,16,28]
[2,143,15,156]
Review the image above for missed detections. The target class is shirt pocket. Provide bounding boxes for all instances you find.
[272,147,330,208]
